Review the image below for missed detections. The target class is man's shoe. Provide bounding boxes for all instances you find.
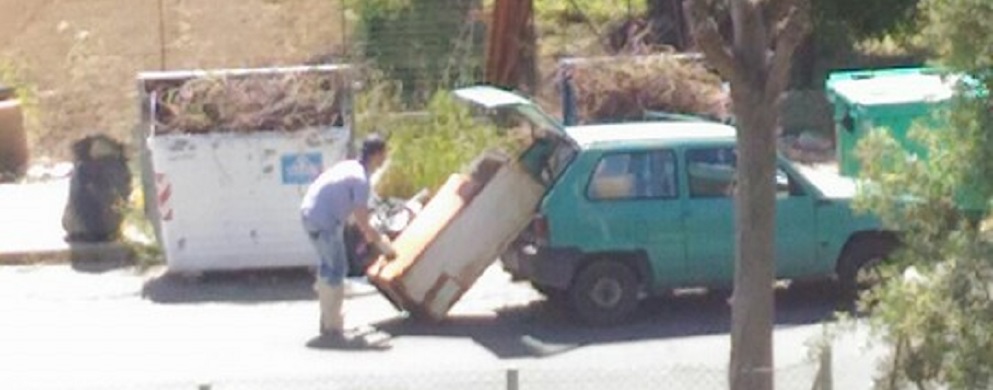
[318,331,389,350]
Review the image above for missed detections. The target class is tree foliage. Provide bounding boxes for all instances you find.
[854,0,993,388]
[811,0,920,41]
[921,0,993,79]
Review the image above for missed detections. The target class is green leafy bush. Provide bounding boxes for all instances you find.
[851,1,993,385]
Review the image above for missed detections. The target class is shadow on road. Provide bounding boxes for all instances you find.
[69,257,133,274]
[141,268,316,304]
[374,281,847,359]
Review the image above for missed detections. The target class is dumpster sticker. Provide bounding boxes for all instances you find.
[280,153,324,184]
[155,173,174,222]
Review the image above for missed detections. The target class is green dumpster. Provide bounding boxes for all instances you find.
[826,67,957,177]
[827,68,990,216]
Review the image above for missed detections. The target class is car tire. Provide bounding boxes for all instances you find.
[532,282,566,301]
[838,237,895,300]
[569,260,639,326]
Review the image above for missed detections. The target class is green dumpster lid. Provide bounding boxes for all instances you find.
[826,68,958,106]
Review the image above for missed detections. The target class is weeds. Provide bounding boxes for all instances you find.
[121,181,164,272]
[374,91,510,198]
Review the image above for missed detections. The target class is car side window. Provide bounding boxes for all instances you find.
[587,150,678,200]
[687,148,737,198]
[686,147,802,198]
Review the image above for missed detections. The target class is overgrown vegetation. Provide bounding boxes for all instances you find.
[535,0,645,26]
[121,184,164,271]
[0,60,40,136]
[534,0,647,58]
[373,90,509,198]
[0,59,39,126]
[851,0,993,388]
[0,59,37,181]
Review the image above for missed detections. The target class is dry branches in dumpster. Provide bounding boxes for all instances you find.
[565,55,730,124]
[148,71,346,135]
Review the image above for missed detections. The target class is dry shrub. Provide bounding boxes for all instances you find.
[568,55,730,123]
[150,71,347,135]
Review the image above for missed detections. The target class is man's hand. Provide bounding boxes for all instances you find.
[375,236,398,260]
[353,207,397,260]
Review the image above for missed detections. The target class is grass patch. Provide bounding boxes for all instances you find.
[374,90,513,198]
[121,179,164,272]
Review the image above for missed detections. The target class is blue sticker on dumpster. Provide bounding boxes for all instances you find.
[280,153,324,184]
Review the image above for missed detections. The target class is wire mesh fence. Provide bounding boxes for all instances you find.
[343,0,489,107]
[26,360,832,390]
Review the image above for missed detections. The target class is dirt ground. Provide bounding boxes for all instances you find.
[0,0,344,160]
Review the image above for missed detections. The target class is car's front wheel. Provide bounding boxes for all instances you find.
[838,236,896,300]
[569,260,639,326]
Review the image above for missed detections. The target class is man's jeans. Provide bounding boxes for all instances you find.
[302,219,348,287]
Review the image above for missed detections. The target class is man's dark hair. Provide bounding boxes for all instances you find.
[360,133,388,162]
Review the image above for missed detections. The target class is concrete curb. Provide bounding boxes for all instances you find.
[0,242,135,266]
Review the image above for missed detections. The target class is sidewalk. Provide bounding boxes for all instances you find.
[0,168,129,265]
[0,177,72,262]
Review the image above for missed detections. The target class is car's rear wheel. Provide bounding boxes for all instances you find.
[531,282,566,301]
[569,260,639,326]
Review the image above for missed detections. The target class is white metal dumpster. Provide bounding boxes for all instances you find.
[149,128,348,272]
[136,65,352,273]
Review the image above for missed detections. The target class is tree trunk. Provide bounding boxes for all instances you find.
[729,87,778,390]
[685,1,810,390]
[727,1,777,387]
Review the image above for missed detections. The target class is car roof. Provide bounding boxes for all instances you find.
[564,121,737,149]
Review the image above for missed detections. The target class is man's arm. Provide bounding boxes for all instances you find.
[352,207,398,260]
[352,207,379,243]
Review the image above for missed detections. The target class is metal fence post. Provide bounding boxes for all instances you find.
[506,368,519,390]
[811,343,833,390]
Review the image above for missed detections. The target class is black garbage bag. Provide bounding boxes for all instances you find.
[63,134,132,242]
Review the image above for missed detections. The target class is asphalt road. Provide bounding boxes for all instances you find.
[0,261,887,390]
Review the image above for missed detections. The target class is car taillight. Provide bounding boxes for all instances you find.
[532,214,549,245]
